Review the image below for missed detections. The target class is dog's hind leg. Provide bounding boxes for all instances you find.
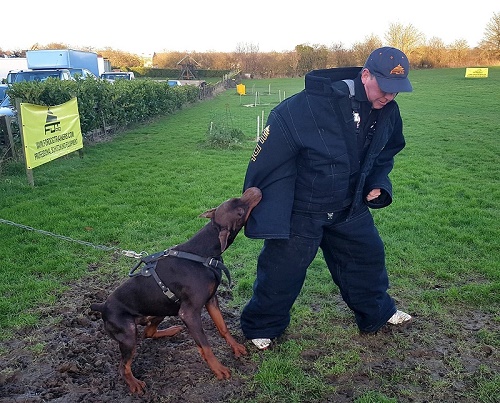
[143,316,183,339]
[109,319,146,394]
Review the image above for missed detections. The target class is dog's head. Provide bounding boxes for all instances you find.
[200,187,262,252]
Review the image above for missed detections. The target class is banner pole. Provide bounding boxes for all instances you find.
[16,99,34,187]
[5,116,17,160]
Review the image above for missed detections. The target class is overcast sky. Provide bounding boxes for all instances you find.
[2,1,498,55]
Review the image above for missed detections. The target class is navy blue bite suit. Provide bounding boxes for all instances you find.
[241,67,406,336]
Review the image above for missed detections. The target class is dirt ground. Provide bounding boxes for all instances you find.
[0,263,498,403]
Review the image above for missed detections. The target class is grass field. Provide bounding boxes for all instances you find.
[0,67,499,402]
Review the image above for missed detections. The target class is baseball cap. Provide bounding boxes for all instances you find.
[364,47,413,93]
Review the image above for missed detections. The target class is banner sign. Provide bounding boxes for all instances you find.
[21,98,83,169]
[465,68,489,78]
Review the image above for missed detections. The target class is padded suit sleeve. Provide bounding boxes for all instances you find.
[364,109,405,209]
[243,110,299,239]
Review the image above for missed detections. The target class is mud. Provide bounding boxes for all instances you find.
[1,265,498,402]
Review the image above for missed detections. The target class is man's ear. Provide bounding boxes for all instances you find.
[361,68,370,84]
[199,208,216,218]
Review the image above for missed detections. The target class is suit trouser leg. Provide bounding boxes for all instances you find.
[240,207,396,338]
[240,217,321,339]
[320,207,396,333]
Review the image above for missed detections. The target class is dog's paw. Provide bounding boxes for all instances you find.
[232,342,248,357]
[213,364,231,380]
[125,376,146,394]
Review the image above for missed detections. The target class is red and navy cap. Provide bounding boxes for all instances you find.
[364,47,413,93]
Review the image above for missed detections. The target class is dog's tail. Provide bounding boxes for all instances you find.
[90,302,105,312]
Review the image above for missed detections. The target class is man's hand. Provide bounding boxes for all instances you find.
[366,188,382,201]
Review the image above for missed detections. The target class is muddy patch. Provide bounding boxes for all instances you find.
[1,269,498,402]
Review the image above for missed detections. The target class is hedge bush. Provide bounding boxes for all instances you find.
[5,77,201,139]
[129,67,231,79]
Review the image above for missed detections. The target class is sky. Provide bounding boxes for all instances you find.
[2,1,498,56]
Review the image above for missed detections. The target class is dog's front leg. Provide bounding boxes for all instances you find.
[205,296,248,357]
[179,305,231,379]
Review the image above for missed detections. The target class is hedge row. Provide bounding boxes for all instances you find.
[6,78,201,138]
[129,68,231,79]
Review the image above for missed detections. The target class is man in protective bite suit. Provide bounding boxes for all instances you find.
[241,47,414,350]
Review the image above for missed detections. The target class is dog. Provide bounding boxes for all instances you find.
[90,187,262,394]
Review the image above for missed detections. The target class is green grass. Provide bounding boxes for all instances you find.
[1,68,499,401]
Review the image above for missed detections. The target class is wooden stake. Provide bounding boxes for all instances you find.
[16,99,34,187]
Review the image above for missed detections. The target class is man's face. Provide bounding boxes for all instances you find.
[361,68,397,109]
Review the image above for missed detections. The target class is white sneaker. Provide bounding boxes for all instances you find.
[251,338,272,350]
[387,310,412,325]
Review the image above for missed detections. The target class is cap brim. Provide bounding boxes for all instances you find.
[375,75,413,93]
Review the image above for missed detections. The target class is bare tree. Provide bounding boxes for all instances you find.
[294,44,329,74]
[99,48,143,69]
[153,51,185,68]
[448,39,470,67]
[423,37,447,68]
[385,23,425,57]
[295,44,315,75]
[352,35,383,65]
[479,11,500,59]
[287,50,300,77]
[258,52,291,78]
[313,44,329,70]
[328,43,356,67]
[235,42,260,75]
[205,52,239,71]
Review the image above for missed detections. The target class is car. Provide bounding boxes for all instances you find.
[6,70,20,84]
[67,68,97,79]
[13,69,73,83]
[0,95,16,118]
[0,84,8,102]
[100,71,135,81]
[0,69,74,119]
[167,80,182,87]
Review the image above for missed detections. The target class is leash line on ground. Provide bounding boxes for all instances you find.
[0,218,146,258]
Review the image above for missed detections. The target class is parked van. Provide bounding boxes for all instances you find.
[100,72,135,81]
[0,69,73,119]
[13,69,73,83]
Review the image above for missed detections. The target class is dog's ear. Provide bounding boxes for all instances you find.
[199,208,216,218]
[219,229,230,252]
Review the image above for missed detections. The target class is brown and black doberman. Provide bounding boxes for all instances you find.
[90,187,262,394]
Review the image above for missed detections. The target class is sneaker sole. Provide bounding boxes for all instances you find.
[251,338,271,350]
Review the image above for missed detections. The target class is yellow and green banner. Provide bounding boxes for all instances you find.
[465,68,489,78]
[21,97,83,169]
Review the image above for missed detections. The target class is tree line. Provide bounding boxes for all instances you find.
[2,16,499,78]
